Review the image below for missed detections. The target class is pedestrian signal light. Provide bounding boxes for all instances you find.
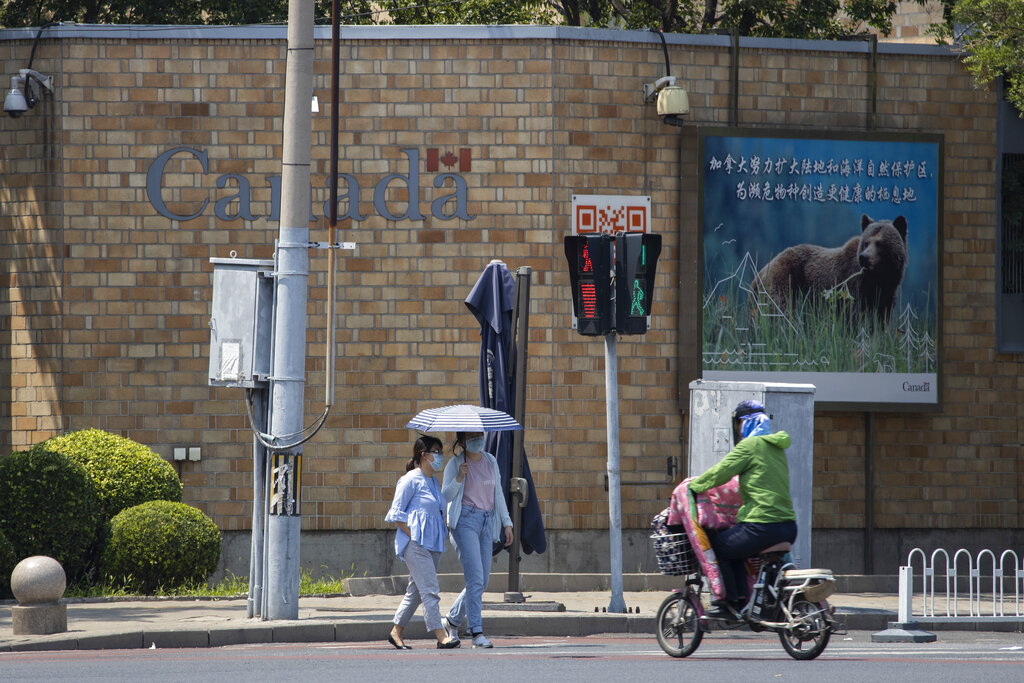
[564,234,613,336]
[615,232,661,335]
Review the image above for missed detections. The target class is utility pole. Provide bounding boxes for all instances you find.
[265,0,314,621]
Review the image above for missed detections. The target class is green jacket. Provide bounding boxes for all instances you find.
[689,431,796,524]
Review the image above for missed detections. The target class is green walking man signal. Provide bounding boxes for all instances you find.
[615,232,661,335]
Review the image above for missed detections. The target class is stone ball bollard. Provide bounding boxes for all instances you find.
[10,556,68,636]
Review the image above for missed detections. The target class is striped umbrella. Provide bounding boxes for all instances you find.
[406,404,522,433]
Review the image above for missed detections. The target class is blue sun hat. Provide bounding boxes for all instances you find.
[732,399,771,438]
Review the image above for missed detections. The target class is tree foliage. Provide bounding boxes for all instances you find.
[0,1,373,28]
[374,0,557,25]
[932,0,1024,115]
[2,0,909,36]
[607,0,902,38]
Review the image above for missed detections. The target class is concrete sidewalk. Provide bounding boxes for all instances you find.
[0,573,907,652]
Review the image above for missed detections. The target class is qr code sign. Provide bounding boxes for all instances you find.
[572,194,650,236]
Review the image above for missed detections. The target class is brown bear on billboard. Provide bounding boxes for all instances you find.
[752,214,908,327]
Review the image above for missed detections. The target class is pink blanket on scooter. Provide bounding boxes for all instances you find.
[666,477,741,600]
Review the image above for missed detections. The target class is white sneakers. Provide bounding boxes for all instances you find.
[446,618,494,648]
[444,618,461,643]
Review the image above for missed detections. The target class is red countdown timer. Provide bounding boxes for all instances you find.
[580,241,597,318]
[564,235,613,336]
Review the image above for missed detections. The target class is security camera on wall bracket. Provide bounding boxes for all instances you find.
[4,69,54,118]
[644,75,689,127]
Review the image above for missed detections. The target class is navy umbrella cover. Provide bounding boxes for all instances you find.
[465,261,547,555]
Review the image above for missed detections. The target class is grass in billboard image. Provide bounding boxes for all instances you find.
[699,130,941,405]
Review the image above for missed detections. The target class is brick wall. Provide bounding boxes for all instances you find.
[884,1,946,43]
[2,27,1021,558]
[0,42,64,448]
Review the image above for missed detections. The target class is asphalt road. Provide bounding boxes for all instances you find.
[1,631,1022,682]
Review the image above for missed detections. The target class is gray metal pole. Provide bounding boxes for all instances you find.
[506,267,531,603]
[248,388,268,618]
[604,333,626,613]
[265,0,314,621]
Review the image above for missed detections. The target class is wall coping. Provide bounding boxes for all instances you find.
[0,22,954,57]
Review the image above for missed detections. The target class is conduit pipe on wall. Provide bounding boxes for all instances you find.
[730,28,739,127]
[841,34,879,130]
[869,34,878,131]
[865,411,874,574]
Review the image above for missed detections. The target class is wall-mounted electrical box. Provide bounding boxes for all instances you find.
[209,257,275,388]
[688,379,815,569]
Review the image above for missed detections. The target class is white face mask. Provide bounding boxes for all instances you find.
[465,436,485,453]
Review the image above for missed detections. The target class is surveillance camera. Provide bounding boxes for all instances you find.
[656,85,689,126]
[3,76,27,118]
[4,70,54,118]
[4,85,27,118]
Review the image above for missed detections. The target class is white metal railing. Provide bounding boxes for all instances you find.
[900,548,1024,622]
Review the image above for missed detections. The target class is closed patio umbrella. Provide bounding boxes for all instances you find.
[465,261,547,556]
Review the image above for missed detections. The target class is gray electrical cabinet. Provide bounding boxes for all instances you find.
[208,258,275,388]
[688,380,815,568]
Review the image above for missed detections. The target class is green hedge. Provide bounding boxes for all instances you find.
[101,500,221,593]
[0,527,16,599]
[34,429,182,518]
[0,450,102,584]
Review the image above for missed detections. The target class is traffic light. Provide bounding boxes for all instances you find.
[564,234,613,336]
[615,232,661,335]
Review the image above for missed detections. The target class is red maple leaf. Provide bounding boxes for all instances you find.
[440,152,458,168]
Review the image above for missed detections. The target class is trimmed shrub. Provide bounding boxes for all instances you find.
[102,500,221,593]
[34,429,182,518]
[0,450,102,583]
[0,527,16,598]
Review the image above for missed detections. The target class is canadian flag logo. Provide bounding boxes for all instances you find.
[426,148,472,172]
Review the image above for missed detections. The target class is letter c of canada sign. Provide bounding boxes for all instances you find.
[146,146,475,224]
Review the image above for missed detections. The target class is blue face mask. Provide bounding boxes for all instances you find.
[430,452,444,471]
[465,436,485,453]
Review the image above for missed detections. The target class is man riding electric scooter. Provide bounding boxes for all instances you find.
[689,400,797,621]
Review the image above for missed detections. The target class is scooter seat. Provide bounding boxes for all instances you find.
[759,542,793,554]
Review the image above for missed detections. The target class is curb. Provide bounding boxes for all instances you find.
[1,608,896,652]
[345,573,901,596]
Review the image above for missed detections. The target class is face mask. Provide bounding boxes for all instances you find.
[465,436,485,453]
[430,452,444,471]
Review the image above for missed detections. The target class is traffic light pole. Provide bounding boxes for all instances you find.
[604,333,627,613]
[265,0,314,621]
[564,232,657,613]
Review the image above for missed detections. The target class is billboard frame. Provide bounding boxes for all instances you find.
[696,126,944,412]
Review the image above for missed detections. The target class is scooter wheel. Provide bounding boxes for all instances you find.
[778,599,831,660]
[655,592,704,658]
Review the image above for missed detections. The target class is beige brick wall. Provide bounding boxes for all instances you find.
[2,27,1020,542]
[883,1,946,43]
[1,42,64,447]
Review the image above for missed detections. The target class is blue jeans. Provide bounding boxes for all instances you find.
[710,521,797,604]
[446,504,493,634]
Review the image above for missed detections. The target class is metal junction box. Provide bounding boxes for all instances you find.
[688,380,815,568]
[208,257,275,388]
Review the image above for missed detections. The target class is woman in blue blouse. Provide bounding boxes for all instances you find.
[386,435,461,649]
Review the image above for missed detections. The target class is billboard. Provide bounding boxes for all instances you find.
[699,128,943,408]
